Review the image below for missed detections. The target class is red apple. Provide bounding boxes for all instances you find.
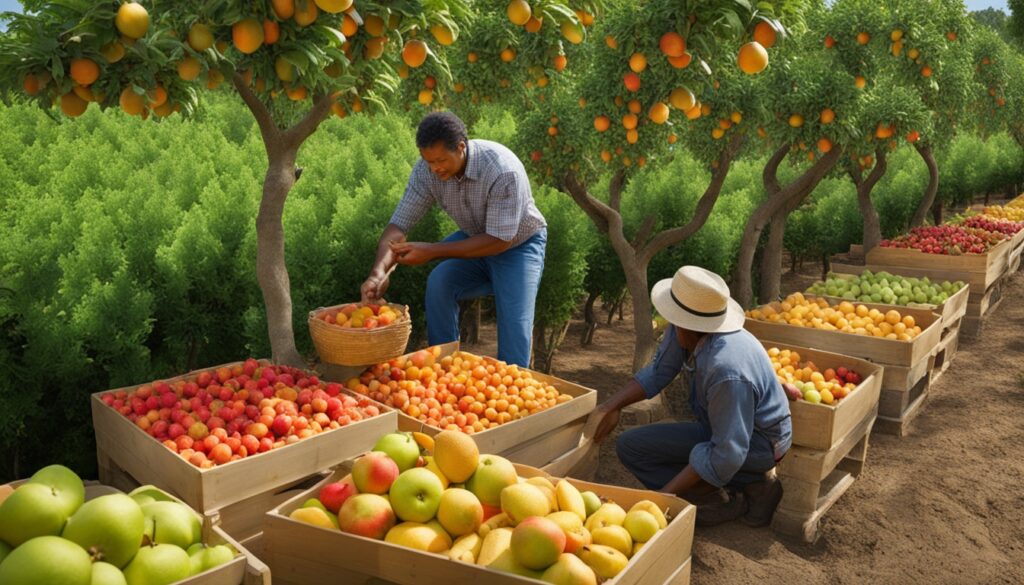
[319,477,359,513]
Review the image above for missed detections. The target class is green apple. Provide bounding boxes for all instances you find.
[0,483,70,546]
[389,467,444,523]
[141,501,201,549]
[0,535,92,585]
[130,494,157,507]
[0,540,10,564]
[29,464,85,518]
[92,561,128,585]
[373,432,421,472]
[123,544,191,585]
[581,491,601,519]
[465,455,518,507]
[62,494,144,568]
[186,543,235,576]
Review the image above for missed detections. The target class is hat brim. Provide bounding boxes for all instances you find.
[651,278,745,334]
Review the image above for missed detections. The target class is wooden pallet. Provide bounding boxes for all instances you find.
[962,278,1005,338]
[875,374,929,437]
[865,237,1012,293]
[928,318,962,386]
[772,412,875,543]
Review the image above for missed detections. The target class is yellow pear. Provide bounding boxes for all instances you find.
[527,478,558,513]
[449,533,483,563]
[384,521,452,553]
[478,512,511,537]
[623,509,660,543]
[477,527,513,566]
[546,511,590,554]
[555,480,586,521]
[433,430,479,483]
[628,500,668,529]
[584,502,626,532]
[591,525,633,557]
[578,544,629,579]
[288,507,338,530]
[501,483,551,525]
[632,540,646,557]
[423,456,450,489]
[541,553,598,585]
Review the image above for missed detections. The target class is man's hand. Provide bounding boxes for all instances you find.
[390,241,436,266]
[589,404,622,444]
[360,271,391,304]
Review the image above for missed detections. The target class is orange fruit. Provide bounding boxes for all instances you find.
[875,123,894,139]
[626,128,639,144]
[147,84,167,107]
[906,130,920,143]
[402,39,428,68]
[854,75,866,89]
[659,32,686,57]
[737,41,768,74]
[547,126,558,136]
[669,87,695,111]
[364,14,385,36]
[921,65,933,77]
[685,104,701,120]
[294,1,319,26]
[188,23,214,52]
[605,35,618,49]
[667,52,692,69]
[524,16,542,33]
[364,36,387,59]
[232,19,264,54]
[115,2,149,39]
[418,89,433,106]
[754,21,777,48]
[711,127,725,139]
[314,0,353,13]
[817,137,832,153]
[177,57,201,80]
[629,52,647,73]
[119,87,146,116]
[286,85,308,100]
[60,92,88,117]
[824,35,836,48]
[431,24,455,45]
[507,0,531,25]
[70,58,100,86]
[561,21,583,44]
[341,13,358,37]
[275,55,296,81]
[623,72,640,92]
[553,54,567,72]
[649,102,669,124]
[856,31,870,45]
[23,73,42,96]
[263,20,280,45]
[594,116,610,132]
[100,41,125,63]
[500,48,516,62]
[622,113,638,130]
[206,70,224,89]
[788,114,804,128]
[820,108,835,124]
[272,0,296,19]
[627,99,642,114]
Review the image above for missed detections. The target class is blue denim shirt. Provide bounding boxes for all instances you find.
[634,327,793,487]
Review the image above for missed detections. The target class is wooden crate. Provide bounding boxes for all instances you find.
[3,480,270,585]
[758,342,882,451]
[928,318,961,386]
[325,342,598,462]
[962,278,1005,338]
[668,558,691,585]
[875,374,930,437]
[815,272,969,335]
[91,359,399,513]
[539,439,600,481]
[864,237,1013,293]
[744,299,942,372]
[263,464,695,585]
[772,410,875,543]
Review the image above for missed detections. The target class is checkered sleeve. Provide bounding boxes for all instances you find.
[485,171,528,242]
[389,162,433,233]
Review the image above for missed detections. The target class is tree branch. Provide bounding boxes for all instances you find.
[910,142,940,227]
[632,215,657,251]
[285,92,335,146]
[846,159,863,187]
[864,146,888,192]
[608,169,627,212]
[562,170,615,234]
[233,73,279,149]
[763,144,789,196]
[638,132,744,266]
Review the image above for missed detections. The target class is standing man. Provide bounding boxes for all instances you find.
[588,266,793,527]
[361,112,547,367]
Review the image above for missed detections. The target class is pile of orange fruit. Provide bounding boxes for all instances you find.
[766,347,860,405]
[317,303,403,330]
[348,348,573,433]
[746,293,923,341]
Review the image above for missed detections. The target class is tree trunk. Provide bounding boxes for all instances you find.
[622,263,656,371]
[821,253,831,281]
[932,199,943,225]
[910,143,939,227]
[605,295,622,325]
[531,320,570,374]
[734,145,842,308]
[759,211,787,302]
[581,291,599,346]
[790,251,799,274]
[852,148,888,254]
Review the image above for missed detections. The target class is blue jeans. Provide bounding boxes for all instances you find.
[425,229,547,367]
[616,421,778,490]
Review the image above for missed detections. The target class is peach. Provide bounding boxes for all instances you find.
[511,516,566,570]
[351,452,399,494]
[337,494,395,540]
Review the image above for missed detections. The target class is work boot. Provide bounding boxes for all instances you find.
[741,469,783,527]
[691,488,747,527]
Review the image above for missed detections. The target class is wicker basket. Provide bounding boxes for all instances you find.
[309,302,412,366]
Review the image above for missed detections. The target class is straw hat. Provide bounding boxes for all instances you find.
[651,266,745,333]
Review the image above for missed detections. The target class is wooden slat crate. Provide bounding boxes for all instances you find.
[864,237,1013,293]
[758,342,882,451]
[91,359,398,513]
[323,342,598,465]
[263,464,695,585]
[772,409,876,543]
[874,374,930,437]
[928,317,962,386]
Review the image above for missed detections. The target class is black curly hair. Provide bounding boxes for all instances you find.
[416,112,468,151]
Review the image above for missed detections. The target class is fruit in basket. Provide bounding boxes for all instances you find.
[91,561,127,585]
[623,509,660,543]
[352,451,400,494]
[352,348,572,433]
[511,516,567,570]
[437,488,484,537]
[0,483,70,546]
[0,535,93,585]
[288,506,338,530]
[766,347,861,405]
[578,544,629,579]
[122,543,191,585]
[140,501,201,550]
[449,532,483,563]
[527,477,559,512]
[502,483,552,525]
[422,456,450,488]
[318,478,358,513]
[29,464,86,518]
[591,525,632,557]
[963,214,1024,236]
[433,430,480,483]
[546,511,591,554]
[61,494,145,568]
[628,501,667,530]
[581,491,601,518]
[466,455,518,507]
[373,432,422,472]
[318,303,402,329]
[186,543,235,576]
[101,361,382,467]
[584,502,626,532]
[389,468,445,523]
[880,224,1006,254]
[555,480,586,522]
[982,205,1024,221]
[806,270,965,306]
[385,521,452,553]
[746,293,923,340]
[337,494,395,539]
[541,553,599,585]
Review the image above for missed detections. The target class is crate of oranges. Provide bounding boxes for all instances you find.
[744,293,942,370]
[345,342,598,462]
[309,302,412,366]
[762,343,882,450]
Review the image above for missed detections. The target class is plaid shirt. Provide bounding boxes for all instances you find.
[390,139,546,246]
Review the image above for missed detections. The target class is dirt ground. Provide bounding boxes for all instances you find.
[464,266,1024,585]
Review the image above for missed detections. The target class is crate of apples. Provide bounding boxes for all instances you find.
[879,224,1006,255]
[767,347,861,406]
